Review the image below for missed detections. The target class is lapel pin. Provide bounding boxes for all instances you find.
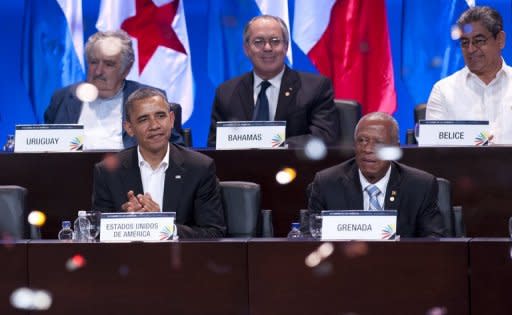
[285,91,290,96]
[175,175,182,179]
[390,191,397,202]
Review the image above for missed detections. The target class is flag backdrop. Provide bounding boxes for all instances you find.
[293,0,397,114]
[9,0,512,146]
[207,0,290,88]
[21,0,85,123]
[401,0,472,107]
[97,0,195,122]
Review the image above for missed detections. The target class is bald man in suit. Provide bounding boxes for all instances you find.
[308,112,445,237]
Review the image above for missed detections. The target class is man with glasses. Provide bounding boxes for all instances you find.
[207,15,340,148]
[426,6,512,143]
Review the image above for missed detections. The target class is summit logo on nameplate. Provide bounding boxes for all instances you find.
[417,120,490,146]
[216,121,286,149]
[15,124,84,152]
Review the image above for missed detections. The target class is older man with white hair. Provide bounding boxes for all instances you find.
[45,30,183,149]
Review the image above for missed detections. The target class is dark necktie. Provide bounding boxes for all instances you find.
[253,80,271,121]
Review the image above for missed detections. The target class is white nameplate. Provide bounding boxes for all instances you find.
[100,212,176,242]
[321,210,397,240]
[216,121,286,149]
[417,120,490,146]
[15,124,84,152]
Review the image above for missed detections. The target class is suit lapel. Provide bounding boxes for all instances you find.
[384,163,401,210]
[162,145,185,212]
[345,163,365,209]
[275,67,299,120]
[121,81,137,148]
[67,85,83,123]
[238,73,255,120]
[120,149,144,195]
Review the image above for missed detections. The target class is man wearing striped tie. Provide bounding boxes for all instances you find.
[308,112,446,238]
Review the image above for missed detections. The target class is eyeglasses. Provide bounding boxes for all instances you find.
[249,37,284,49]
[459,36,489,49]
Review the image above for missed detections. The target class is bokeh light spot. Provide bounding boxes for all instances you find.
[318,242,334,258]
[450,25,462,40]
[10,287,52,311]
[304,138,327,160]
[10,287,32,310]
[76,82,99,102]
[119,264,130,277]
[98,37,122,57]
[305,251,321,268]
[27,210,46,227]
[66,254,87,271]
[376,145,402,161]
[462,23,473,34]
[430,56,443,68]
[275,167,297,185]
[426,306,448,315]
[32,290,52,310]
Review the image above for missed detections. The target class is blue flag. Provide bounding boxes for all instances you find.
[401,0,470,106]
[21,0,85,123]
[206,0,262,87]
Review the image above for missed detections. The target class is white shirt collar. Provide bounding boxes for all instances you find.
[358,164,392,195]
[137,143,170,171]
[253,67,285,88]
[464,58,510,84]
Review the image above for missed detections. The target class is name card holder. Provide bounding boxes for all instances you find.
[321,210,397,240]
[216,121,286,149]
[417,120,490,146]
[15,124,84,152]
[100,212,176,242]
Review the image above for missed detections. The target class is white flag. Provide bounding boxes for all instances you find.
[96,0,194,122]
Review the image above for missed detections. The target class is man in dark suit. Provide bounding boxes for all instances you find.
[207,15,340,148]
[308,112,445,237]
[44,30,182,149]
[92,88,226,238]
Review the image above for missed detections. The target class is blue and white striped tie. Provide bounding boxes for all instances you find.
[365,184,383,211]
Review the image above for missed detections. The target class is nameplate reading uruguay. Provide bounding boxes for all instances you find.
[15,124,84,152]
[100,212,176,242]
[216,121,286,149]
[321,210,397,240]
[417,120,490,146]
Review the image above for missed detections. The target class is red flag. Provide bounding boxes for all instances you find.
[293,0,396,114]
[97,0,194,122]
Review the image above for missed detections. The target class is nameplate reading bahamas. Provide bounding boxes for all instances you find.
[100,212,176,242]
[321,210,397,240]
[15,124,84,152]
[216,121,286,149]
[417,120,490,146]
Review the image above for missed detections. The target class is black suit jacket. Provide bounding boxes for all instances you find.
[44,80,183,147]
[207,66,340,147]
[92,145,226,238]
[308,159,446,237]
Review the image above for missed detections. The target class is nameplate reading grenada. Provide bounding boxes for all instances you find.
[417,120,490,146]
[14,124,84,152]
[321,210,397,240]
[100,212,176,242]
[216,121,286,149]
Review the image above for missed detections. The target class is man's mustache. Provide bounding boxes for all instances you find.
[92,75,107,81]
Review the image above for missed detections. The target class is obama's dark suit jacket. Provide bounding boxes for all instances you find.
[92,144,226,238]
